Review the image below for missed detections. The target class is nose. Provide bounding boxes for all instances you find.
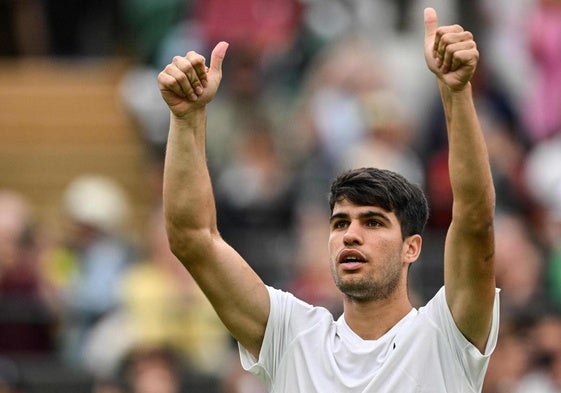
[343,221,362,246]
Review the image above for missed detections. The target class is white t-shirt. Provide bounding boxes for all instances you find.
[239,286,500,393]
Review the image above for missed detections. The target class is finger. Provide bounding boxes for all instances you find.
[159,67,190,99]
[435,25,465,59]
[164,58,198,100]
[439,33,475,72]
[424,7,438,41]
[209,41,229,75]
[436,28,465,67]
[449,48,479,73]
[178,53,206,97]
[158,70,181,97]
[424,7,439,58]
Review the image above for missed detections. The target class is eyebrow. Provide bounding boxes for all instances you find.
[329,210,391,224]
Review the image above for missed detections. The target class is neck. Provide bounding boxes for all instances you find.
[342,285,413,340]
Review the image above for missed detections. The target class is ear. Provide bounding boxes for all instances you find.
[402,234,422,264]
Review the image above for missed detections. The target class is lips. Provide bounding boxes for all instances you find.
[338,249,367,264]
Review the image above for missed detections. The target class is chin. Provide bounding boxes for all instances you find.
[336,276,401,302]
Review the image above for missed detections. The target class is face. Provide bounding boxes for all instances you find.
[328,198,419,302]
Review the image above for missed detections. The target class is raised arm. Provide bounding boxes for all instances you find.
[423,8,496,353]
[158,42,270,357]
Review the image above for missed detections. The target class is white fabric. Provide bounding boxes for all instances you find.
[239,286,500,393]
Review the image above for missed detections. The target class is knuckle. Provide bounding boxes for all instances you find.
[441,35,451,45]
[157,71,169,85]
[172,55,184,64]
[185,51,204,63]
[446,46,455,57]
[176,72,188,83]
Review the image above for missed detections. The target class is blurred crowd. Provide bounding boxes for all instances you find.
[2,0,561,392]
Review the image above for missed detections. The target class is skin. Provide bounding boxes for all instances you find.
[158,7,495,360]
[328,199,421,339]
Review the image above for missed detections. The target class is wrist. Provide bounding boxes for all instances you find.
[439,80,472,97]
[170,107,207,127]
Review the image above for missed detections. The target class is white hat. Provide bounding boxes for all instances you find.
[64,175,130,233]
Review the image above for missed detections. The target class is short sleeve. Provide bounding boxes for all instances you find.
[420,286,500,389]
[238,286,330,390]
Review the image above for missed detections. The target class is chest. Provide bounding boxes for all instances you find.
[271,321,465,393]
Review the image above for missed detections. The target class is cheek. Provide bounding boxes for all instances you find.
[327,234,339,260]
[371,237,404,262]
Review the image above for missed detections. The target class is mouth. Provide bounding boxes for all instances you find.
[338,249,367,270]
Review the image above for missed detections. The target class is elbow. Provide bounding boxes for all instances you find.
[165,221,214,264]
[453,195,495,235]
[166,231,190,261]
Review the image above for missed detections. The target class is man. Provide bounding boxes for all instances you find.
[157,7,499,392]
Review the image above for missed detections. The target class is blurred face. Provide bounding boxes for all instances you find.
[328,199,415,301]
[131,358,179,393]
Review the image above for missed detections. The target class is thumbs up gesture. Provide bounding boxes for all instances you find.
[158,41,229,117]
[424,8,479,91]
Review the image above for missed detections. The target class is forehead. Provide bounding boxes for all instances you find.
[331,198,397,221]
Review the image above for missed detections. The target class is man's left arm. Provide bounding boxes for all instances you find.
[424,8,496,353]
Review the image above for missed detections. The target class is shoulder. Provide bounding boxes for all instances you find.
[418,286,501,356]
[266,286,335,328]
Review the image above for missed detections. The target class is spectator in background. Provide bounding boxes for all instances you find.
[516,313,561,392]
[215,119,297,288]
[483,318,532,393]
[292,35,386,165]
[479,0,535,110]
[524,134,561,310]
[288,35,387,221]
[220,350,267,393]
[120,346,183,393]
[338,88,424,187]
[523,0,561,142]
[494,212,545,316]
[190,0,303,68]
[0,191,57,356]
[119,345,219,393]
[119,205,230,377]
[45,175,137,366]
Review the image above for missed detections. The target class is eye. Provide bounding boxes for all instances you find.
[366,219,383,228]
[331,220,349,230]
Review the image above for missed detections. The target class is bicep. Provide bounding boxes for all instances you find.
[444,219,495,353]
[179,234,270,358]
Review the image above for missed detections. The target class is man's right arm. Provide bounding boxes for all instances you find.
[158,42,270,358]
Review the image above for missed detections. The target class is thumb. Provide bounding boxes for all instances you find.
[424,7,438,40]
[209,41,229,73]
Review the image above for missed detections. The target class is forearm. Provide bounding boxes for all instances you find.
[163,109,218,252]
[439,81,495,224]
